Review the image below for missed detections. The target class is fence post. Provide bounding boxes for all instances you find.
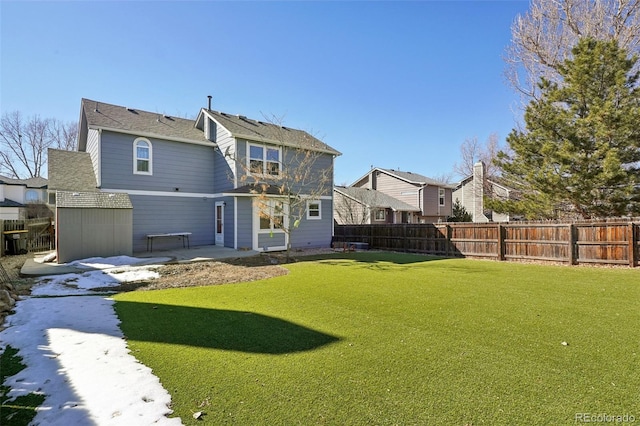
[497,223,505,261]
[568,224,577,265]
[446,224,452,257]
[0,219,3,257]
[629,223,637,268]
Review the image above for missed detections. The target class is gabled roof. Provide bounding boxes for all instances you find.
[197,109,341,156]
[377,168,455,188]
[0,175,48,188]
[352,167,455,189]
[334,186,420,212]
[80,98,210,147]
[48,149,98,192]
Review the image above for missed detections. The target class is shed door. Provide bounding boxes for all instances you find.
[215,202,224,246]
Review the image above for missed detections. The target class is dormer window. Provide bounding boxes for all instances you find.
[134,138,152,175]
[248,143,280,176]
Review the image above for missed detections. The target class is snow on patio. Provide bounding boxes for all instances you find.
[0,256,183,425]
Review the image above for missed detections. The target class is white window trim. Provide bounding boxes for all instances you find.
[374,209,385,221]
[306,200,322,220]
[247,142,281,177]
[133,137,153,175]
[438,188,445,206]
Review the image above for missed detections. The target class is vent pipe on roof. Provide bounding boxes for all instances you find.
[207,95,212,111]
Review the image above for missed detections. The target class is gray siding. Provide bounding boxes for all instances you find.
[129,194,215,252]
[258,232,286,249]
[235,140,334,195]
[86,129,100,186]
[213,149,234,193]
[100,131,216,193]
[290,199,333,248]
[235,197,253,249]
[57,208,133,263]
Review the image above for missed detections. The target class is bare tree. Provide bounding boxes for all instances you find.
[505,0,640,102]
[453,133,502,180]
[0,111,78,178]
[228,114,334,260]
[333,187,383,225]
[48,119,78,151]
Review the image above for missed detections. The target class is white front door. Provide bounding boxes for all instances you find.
[215,202,224,246]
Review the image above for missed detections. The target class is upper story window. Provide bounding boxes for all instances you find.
[25,190,40,202]
[249,143,280,176]
[134,138,152,175]
[306,200,321,220]
[439,188,445,206]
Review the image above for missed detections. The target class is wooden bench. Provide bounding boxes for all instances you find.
[146,232,192,252]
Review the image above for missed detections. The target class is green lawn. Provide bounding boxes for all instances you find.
[114,252,640,425]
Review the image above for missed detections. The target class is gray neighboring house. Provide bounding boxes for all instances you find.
[333,186,420,224]
[0,175,48,220]
[51,98,340,258]
[48,148,134,262]
[453,161,515,223]
[348,167,455,223]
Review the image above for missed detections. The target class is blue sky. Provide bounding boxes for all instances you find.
[1,0,529,184]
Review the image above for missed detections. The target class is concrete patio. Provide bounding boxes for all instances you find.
[20,245,259,277]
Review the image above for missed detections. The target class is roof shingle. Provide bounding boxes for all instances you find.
[48,149,98,192]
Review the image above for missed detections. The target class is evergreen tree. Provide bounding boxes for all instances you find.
[449,199,473,222]
[496,38,640,219]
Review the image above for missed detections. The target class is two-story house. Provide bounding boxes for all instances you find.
[0,175,49,220]
[50,98,340,258]
[337,167,454,223]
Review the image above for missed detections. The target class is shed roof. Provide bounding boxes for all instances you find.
[56,191,132,209]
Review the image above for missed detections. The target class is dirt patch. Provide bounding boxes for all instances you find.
[93,249,336,292]
[0,254,35,296]
[2,249,338,294]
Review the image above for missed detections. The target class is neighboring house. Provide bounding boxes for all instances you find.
[453,161,515,222]
[348,167,455,223]
[333,186,420,224]
[50,98,340,256]
[0,175,49,220]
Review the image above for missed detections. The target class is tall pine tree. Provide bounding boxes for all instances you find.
[496,38,640,219]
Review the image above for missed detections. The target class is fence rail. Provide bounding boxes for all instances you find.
[333,220,640,267]
[1,218,54,256]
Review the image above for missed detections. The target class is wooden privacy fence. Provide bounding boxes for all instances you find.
[1,218,55,256]
[333,220,640,267]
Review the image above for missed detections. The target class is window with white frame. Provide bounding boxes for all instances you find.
[134,138,152,175]
[259,200,286,230]
[306,200,321,220]
[439,188,445,206]
[374,209,385,221]
[248,143,280,176]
